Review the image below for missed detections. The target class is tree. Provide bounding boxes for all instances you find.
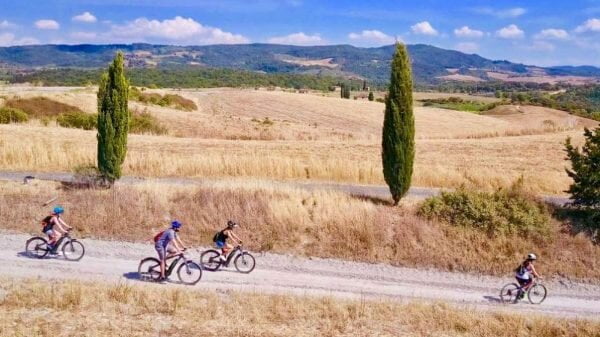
[565,127,600,207]
[368,91,374,101]
[97,52,129,183]
[340,83,350,99]
[382,43,415,205]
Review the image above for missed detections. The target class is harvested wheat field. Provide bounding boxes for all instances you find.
[1,86,598,194]
[1,278,598,337]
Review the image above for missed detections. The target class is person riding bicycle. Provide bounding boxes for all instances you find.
[213,220,242,262]
[154,220,187,281]
[515,253,542,299]
[41,206,72,254]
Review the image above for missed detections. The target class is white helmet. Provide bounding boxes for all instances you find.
[527,253,537,261]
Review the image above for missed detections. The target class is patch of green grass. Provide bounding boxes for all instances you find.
[0,107,28,124]
[420,97,502,113]
[57,111,97,130]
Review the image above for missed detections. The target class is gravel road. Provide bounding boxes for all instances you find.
[1,231,598,319]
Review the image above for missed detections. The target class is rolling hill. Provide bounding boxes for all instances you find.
[1,43,600,85]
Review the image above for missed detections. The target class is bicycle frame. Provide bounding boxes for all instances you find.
[49,232,72,251]
[163,253,190,277]
[221,246,242,267]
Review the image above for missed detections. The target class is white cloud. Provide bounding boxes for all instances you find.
[496,24,524,39]
[575,18,600,33]
[0,32,39,46]
[267,32,324,45]
[455,42,479,53]
[534,28,569,40]
[348,30,395,45]
[0,20,17,29]
[453,26,484,38]
[35,19,60,30]
[475,7,526,18]
[72,12,97,23]
[411,21,438,36]
[109,16,249,44]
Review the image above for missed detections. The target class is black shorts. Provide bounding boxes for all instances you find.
[516,277,532,287]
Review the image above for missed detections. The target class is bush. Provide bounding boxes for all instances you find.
[418,187,551,239]
[0,107,28,124]
[130,112,168,135]
[57,111,97,130]
[130,87,197,111]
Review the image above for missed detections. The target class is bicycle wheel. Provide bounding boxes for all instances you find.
[234,252,256,274]
[25,237,49,259]
[62,240,85,261]
[138,257,161,281]
[200,250,222,271]
[528,284,547,304]
[500,283,520,304]
[177,261,202,285]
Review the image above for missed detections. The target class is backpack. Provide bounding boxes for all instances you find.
[41,215,54,233]
[514,264,524,274]
[212,231,220,243]
[153,230,165,243]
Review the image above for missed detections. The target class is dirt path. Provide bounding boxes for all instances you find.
[1,231,598,319]
[0,170,570,205]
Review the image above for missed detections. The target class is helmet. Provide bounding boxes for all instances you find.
[53,206,64,215]
[227,220,239,228]
[527,253,537,261]
[171,220,182,230]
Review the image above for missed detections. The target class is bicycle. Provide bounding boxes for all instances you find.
[25,229,85,261]
[200,244,256,273]
[138,250,202,285]
[499,278,547,304]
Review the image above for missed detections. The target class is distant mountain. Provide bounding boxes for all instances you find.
[1,43,599,85]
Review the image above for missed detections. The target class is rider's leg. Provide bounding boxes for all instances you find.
[156,246,166,280]
[221,243,232,260]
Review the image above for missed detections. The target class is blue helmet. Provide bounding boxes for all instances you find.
[171,220,182,230]
[53,206,64,214]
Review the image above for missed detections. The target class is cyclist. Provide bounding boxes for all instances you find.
[515,253,542,299]
[41,206,72,254]
[154,220,187,281]
[213,220,242,262]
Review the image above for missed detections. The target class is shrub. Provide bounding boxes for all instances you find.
[130,112,168,135]
[130,87,197,111]
[57,111,97,130]
[0,107,28,124]
[418,187,551,239]
[5,97,84,118]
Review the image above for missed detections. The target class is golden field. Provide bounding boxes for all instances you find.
[2,180,598,280]
[1,277,598,337]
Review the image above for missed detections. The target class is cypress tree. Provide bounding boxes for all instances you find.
[565,127,600,207]
[368,91,374,101]
[382,43,415,205]
[340,83,345,99]
[97,52,129,183]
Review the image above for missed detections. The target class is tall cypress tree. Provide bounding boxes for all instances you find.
[97,52,129,183]
[382,43,415,205]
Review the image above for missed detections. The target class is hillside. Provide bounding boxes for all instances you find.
[2,43,600,85]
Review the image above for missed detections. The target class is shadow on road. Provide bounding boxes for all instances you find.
[483,295,502,303]
[123,272,142,280]
[17,251,60,260]
[349,194,392,206]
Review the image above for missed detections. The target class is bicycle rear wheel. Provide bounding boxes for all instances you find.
[234,252,256,274]
[25,237,49,259]
[177,261,202,285]
[500,283,520,304]
[528,284,547,304]
[200,250,222,271]
[138,257,161,281]
[62,240,85,261]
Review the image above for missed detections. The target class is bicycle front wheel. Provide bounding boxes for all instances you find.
[500,283,520,304]
[234,252,256,274]
[25,237,49,259]
[528,284,547,304]
[62,240,85,261]
[138,257,161,281]
[177,261,202,285]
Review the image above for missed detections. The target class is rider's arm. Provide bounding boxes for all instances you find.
[229,231,242,244]
[53,217,68,233]
[174,236,186,251]
[531,265,541,278]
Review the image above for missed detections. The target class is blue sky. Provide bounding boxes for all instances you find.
[1,0,600,66]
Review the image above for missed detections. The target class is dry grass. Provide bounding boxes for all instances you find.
[2,180,599,280]
[1,278,599,337]
[4,96,84,118]
[0,123,586,194]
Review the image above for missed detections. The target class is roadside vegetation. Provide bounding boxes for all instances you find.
[1,277,598,337]
[1,180,598,280]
